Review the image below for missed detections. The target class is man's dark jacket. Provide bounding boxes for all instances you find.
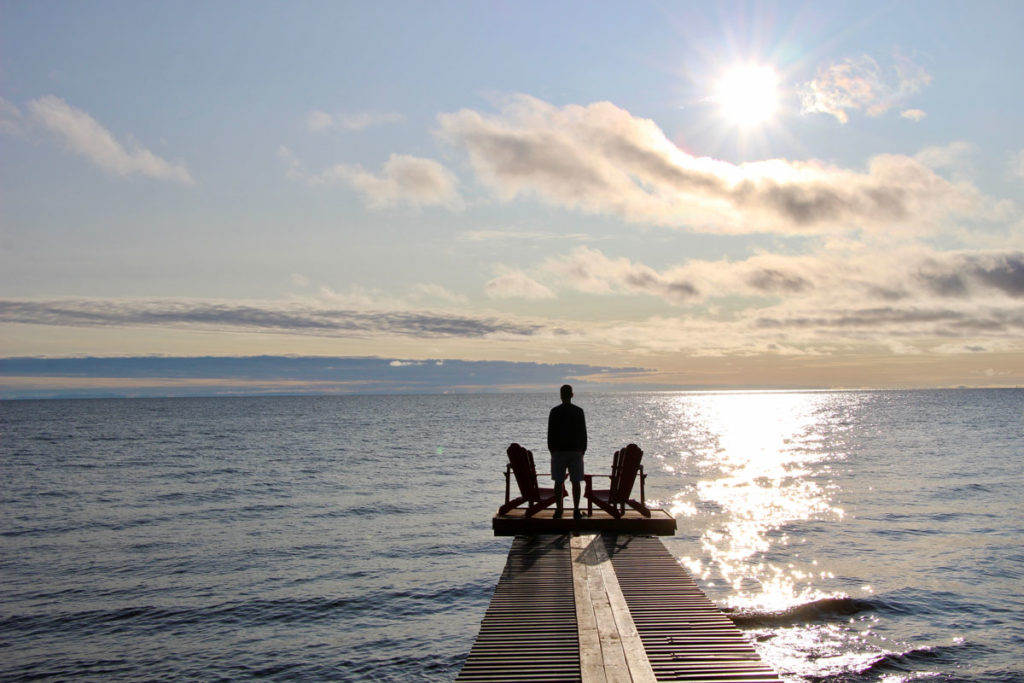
[547,403,587,453]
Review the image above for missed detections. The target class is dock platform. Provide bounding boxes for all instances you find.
[492,509,677,536]
[457,533,779,682]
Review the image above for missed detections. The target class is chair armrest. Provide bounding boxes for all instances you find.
[583,473,609,494]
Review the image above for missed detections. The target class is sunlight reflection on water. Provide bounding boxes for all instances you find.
[637,389,1024,682]
[663,392,850,612]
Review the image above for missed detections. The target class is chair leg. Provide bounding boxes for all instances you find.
[525,492,558,517]
[626,499,651,517]
[498,496,528,515]
[588,495,621,518]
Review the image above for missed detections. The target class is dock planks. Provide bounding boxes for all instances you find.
[457,533,780,683]
[456,535,579,681]
[602,535,780,682]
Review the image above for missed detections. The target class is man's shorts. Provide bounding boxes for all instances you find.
[550,450,584,484]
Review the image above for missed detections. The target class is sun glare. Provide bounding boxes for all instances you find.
[715,64,779,128]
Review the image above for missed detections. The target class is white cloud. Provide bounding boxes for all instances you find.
[338,111,404,131]
[334,154,462,209]
[915,141,974,171]
[437,95,995,235]
[485,270,555,300]
[410,283,468,305]
[461,229,592,242]
[901,109,927,122]
[290,152,462,210]
[306,109,404,132]
[297,281,468,311]
[1013,150,1024,182]
[799,53,931,124]
[278,145,305,182]
[0,97,25,136]
[306,109,334,132]
[543,246,698,302]
[27,96,194,184]
[313,284,406,310]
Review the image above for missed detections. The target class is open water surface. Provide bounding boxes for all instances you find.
[1,390,1022,681]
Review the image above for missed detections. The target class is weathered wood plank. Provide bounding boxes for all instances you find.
[571,533,657,683]
[573,535,605,683]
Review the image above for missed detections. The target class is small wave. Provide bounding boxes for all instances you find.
[727,596,875,627]
[932,482,995,496]
[0,580,497,642]
[333,651,467,682]
[832,641,968,680]
[343,502,429,517]
[0,599,342,641]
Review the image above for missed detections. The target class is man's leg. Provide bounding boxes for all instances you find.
[569,452,584,518]
[553,470,566,517]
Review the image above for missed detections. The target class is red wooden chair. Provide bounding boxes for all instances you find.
[584,444,650,518]
[498,443,564,517]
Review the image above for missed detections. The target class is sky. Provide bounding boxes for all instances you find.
[2,1,1023,395]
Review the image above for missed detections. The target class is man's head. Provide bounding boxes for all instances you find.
[560,384,573,402]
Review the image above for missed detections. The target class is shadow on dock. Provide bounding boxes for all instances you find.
[492,508,677,537]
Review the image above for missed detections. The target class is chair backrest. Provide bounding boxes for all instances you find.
[609,444,643,504]
[507,443,541,501]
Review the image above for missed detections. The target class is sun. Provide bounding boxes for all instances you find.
[715,64,780,128]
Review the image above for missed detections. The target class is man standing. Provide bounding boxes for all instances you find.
[547,384,587,519]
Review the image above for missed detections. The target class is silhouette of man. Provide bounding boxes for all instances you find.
[547,384,587,519]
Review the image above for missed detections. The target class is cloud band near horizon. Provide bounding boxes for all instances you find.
[0,299,540,338]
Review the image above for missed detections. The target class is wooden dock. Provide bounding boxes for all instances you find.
[492,509,677,537]
[457,533,780,682]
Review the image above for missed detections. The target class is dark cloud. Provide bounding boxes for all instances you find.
[865,285,908,301]
[917,271,968,297]
[665,280,700,298]
[0,300,540,338]
[745,268,811,293]
[915,252,1024,298]
[755,306,1024,335]
[734,179,908,226]
[965,253,1024,297]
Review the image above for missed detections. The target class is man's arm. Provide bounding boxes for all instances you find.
[579,407,587,454]
[547,407,555,452]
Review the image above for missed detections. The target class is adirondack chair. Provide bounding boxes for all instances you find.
[498,443,565,517]
[584,444,650,518]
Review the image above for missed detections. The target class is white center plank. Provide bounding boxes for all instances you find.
[571,533,657,683]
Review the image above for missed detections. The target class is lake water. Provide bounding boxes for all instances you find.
[1,390,1022,682]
